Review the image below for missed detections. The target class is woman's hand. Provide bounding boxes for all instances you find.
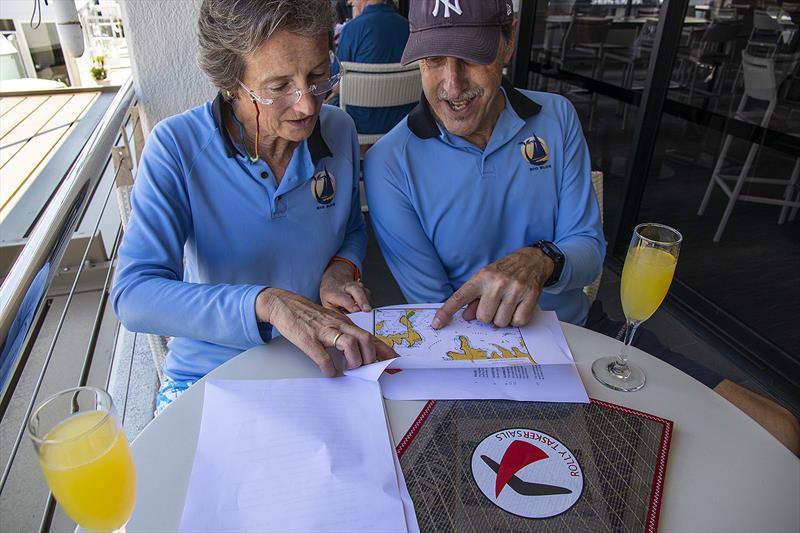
[319,260,372,313]
[256,288,395,376]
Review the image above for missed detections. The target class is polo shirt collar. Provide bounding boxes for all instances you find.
[407,78,542,140]
[211,93,333,165]
[361,3,394,15]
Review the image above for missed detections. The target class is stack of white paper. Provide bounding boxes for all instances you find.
[179,378,418,532]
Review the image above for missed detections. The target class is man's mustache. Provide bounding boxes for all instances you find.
[437,87,484,102]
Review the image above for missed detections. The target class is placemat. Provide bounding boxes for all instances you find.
[397,399,672,532]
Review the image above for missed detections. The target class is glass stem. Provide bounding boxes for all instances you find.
[614,319,640,370]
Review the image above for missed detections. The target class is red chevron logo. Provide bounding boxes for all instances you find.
[494,440,549,497]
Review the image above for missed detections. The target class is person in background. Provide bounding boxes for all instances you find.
[365,0,799,456]
[332,0,351,47]
[112,0,394,415]
[333,0,351,23]
[334,0,414,135]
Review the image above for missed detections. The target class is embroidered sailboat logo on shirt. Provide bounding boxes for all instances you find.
[520,134,549,166]
[311,168,336,205]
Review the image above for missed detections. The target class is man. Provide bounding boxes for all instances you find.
[364,0,604,330]
[334,0,414,135]
[365,0,800,455]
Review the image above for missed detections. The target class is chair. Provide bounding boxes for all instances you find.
[600,19,659,127]
[584,171,604,304]
[673,22,743,107]
[338,61,422,146]
[635,5,661,18]
[541,16,612,129]
[713,7,739,21]
[698,51,800,242]
[748,10,783,55]
[731,11,784,92]
[112,104,169,385]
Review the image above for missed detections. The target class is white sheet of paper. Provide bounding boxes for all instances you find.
[347,304,577,381]
[179,378,409,532]
[379,363,589,402]
[386,414,421,533]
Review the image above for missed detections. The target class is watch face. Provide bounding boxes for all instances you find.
[537,241,562,261]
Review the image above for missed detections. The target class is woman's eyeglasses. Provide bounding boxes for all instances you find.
[238,53,343,109]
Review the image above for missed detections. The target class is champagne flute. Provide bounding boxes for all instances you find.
[27,387,136,532]
[592,223,682,392]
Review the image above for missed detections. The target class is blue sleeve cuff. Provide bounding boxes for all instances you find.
[242,285,270,345]
[542,242,570,294]
[333,248,363,277]
[544,239,604,295]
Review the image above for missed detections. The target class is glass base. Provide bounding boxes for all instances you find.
[591,356,646,392]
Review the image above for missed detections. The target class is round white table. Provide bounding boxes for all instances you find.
[127,323,799,532]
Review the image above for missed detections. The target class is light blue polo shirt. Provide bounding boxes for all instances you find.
[364,80,605,325]
[111,97,366,381]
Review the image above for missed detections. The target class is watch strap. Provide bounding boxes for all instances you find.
[531,240,564,287]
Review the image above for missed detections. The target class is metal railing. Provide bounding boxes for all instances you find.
[0,76,137,532]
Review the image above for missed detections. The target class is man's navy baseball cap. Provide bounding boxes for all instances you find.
[401,0,515,66]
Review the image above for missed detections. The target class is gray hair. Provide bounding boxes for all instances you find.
[198,0,335,97]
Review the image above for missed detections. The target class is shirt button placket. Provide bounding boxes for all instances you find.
[275,194,287,217]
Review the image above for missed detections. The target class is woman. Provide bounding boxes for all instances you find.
[111,0,395,413]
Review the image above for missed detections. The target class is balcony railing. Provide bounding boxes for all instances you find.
[0,76,152,532]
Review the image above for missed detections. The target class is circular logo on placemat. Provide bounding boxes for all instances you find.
[471,428,583,518]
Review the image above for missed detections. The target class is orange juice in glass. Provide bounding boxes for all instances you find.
[28,387,136,532]
[620,246,678,323]
[592,223,682,392]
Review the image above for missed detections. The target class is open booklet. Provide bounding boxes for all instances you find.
[346,303,589,403]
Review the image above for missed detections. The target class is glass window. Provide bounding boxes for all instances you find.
[637,0,800,359]
[524,0,800,363]
[528,0,647,243]
[0,32,26,80]
[20,22,69,85]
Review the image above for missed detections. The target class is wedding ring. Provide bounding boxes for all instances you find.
[332,331,344,350]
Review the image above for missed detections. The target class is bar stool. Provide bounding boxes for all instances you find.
[698,51,800,242]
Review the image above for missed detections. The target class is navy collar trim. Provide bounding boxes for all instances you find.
[362,3,395,14]
[407,78,542,140]
[211,93,332,164]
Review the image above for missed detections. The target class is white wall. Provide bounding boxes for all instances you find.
[119,0,214,132]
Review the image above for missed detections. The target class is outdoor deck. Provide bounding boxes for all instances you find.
[0,88,117,276]
[1,91,99,214]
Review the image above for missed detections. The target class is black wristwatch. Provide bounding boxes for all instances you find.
[530,241,564,287]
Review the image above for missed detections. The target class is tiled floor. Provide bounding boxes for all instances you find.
[362,215,800,419]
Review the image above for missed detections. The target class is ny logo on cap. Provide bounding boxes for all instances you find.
[432,0,462,18]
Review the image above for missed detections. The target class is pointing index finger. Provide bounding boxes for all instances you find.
[433,282,481,329]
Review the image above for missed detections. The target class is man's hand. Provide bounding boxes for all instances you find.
[432,247,555,329]
[320,260,372,313]
[256,288,396,376]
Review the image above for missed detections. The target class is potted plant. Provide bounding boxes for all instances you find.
[90,55,108,84]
